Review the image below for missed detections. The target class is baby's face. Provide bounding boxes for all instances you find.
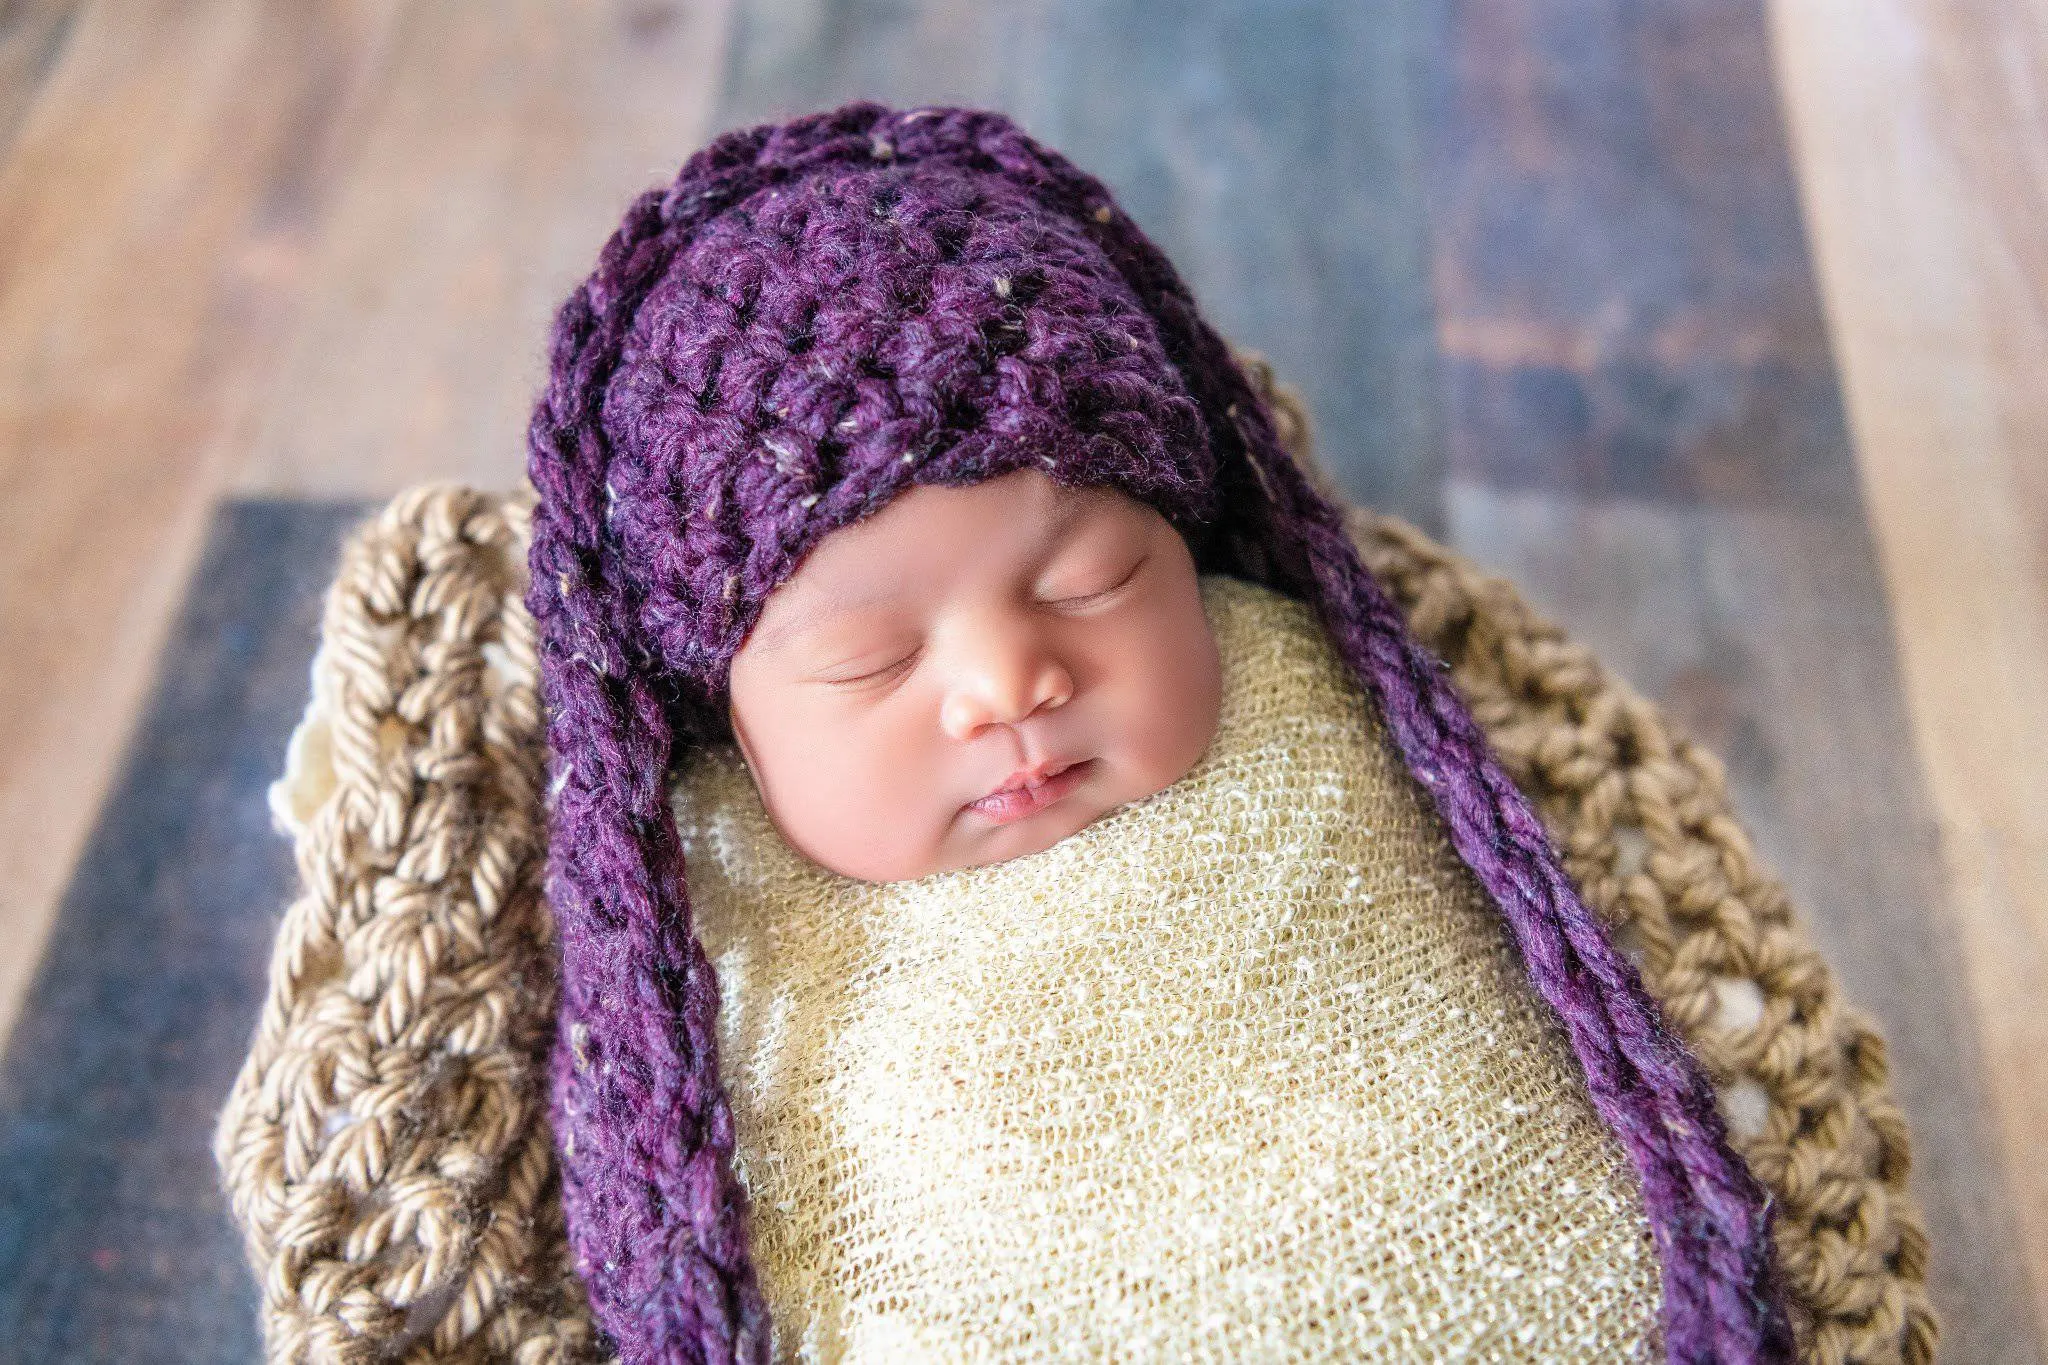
[725,467,1223,882]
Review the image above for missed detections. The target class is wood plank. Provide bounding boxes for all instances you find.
[1770,0,2048,1346]
[1421,0,2042,1350]
[0,0,405,1052]
[0,499,368,1362]
[1449,484,2043,1363]
[0,0,736,1052]
[0,0,83,164]
[712,0,1450,534]
[1426,0,1857,509]
[2,4,2031,1359]
[229,0,738,497]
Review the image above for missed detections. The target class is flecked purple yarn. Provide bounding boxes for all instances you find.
[525,102,1793,1364]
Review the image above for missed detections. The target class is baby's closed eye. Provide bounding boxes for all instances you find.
[821,647,922,688]
[1038,552,1148,610]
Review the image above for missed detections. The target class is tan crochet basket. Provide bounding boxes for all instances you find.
[214,363,1936,1364]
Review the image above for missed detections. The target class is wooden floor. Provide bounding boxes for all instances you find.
[0,0,2042,1358]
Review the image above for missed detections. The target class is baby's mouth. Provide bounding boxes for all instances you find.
[965,758,1092,824]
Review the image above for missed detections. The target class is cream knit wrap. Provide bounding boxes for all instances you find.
[673,572,1661,1362]
[219,368,1936,1361]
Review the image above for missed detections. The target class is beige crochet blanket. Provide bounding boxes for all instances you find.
[674,572,1660,1361]
[215,371,1935,1364]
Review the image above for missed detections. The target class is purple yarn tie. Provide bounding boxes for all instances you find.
[526,101,1793,1363]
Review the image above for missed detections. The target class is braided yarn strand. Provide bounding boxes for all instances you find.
[1245,393,1786,1362]
[1265,360,1935,1363]
[525,186,771,1360]
[1340,511,1938,1364]
[217,365,1936,1358]
[520,100,1791,1361]
[213,485,603,1364]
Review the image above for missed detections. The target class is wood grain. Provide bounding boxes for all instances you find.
[1428,2,2043,1353]
[229,0,737,497]
[0,0,735,1054]
[0,1,81,164]
[714,0,1450,534]
[1427,0,1856,509]
[0,501,368,1362]
[1771,0,2048,1345]
[0,0,404,1052]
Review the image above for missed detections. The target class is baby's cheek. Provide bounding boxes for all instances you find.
[1121,625,1221,794]
[856,714,959,878]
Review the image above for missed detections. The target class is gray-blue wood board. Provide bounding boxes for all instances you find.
[0,0,2035,1357]
[0,501,370,1362]
[713,0,1452,538]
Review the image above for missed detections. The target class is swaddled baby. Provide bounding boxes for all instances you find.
[679,467,1662,1359]
[525,103,1788,1362]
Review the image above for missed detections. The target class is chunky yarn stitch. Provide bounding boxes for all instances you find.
[524,102,1794,1363]
[217,461,1937,1362]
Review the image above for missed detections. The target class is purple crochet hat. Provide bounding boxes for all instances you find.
[525,102,1791,1364]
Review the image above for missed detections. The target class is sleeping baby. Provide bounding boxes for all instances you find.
[523,103,1790,1362]
[687,462,1662,1360]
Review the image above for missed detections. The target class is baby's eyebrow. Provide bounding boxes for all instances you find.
[748,585,902,655]
[747,488,1112,656]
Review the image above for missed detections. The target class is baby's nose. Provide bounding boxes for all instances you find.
[938,630,1074,740]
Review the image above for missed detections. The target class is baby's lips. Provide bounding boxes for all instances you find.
[964,758,1094,824]
[973,755,1083,806]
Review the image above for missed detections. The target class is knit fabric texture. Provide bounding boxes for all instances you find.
[216,452,1938,1363]
[523,101,1790,1363]
[673,572,1664,1361]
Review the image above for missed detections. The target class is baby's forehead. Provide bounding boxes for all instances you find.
[740,475,1155,651]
